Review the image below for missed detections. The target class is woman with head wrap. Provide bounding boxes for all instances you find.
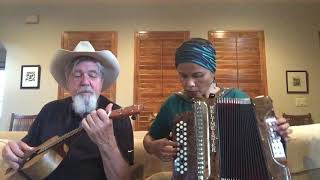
[143,38,291,174]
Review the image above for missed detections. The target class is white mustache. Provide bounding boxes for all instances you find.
[77,86,94,94]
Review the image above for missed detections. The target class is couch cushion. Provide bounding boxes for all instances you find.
[287,124,320,173]
[133,131,172,178]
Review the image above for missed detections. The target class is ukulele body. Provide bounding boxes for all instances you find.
[5,136,67,180]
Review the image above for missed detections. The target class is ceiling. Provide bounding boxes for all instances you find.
[1,0,320,6]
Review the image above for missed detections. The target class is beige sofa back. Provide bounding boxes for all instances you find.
[1,127,320,180]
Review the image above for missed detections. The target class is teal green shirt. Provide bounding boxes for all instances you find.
[149,88,248,139]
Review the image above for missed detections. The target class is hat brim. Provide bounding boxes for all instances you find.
[50,49,120,91]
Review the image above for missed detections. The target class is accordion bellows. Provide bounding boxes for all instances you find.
[172,96,291,180]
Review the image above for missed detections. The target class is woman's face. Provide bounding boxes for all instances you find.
[177,62,215,98]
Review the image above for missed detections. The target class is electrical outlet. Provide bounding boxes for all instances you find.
[295,97,307,107]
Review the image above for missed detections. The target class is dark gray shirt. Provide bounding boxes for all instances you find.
[22,96,133,180]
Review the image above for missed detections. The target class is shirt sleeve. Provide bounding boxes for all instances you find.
[148,98,174,139]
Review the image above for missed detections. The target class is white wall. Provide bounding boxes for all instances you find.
[0,3,319,130]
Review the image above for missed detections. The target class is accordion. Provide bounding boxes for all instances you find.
[172,95,291,180]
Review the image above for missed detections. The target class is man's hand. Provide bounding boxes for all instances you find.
[276,117,292,141]
[2,141,33,170]
[81,103,130,180]
[81,103,117,148]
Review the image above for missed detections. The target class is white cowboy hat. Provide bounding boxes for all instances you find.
[50,41,120,91]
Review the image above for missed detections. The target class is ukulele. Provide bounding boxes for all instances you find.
[5,104,143,180]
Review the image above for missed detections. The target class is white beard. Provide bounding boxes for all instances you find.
[72,87,98,116]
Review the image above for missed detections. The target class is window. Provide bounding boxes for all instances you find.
[134,31,189,130]
[208,31,268,97]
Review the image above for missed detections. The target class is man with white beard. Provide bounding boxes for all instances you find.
[2,41,133,180]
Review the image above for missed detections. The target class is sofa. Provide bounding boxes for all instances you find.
[0,125,320,180]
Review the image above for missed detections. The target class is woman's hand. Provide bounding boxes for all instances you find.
[150,138,178,162]
[276,117,292,141]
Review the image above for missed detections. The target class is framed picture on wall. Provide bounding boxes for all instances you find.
[20,65,41,89]
[286,70,308,93]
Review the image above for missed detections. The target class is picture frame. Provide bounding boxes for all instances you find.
[286,70,308,93]
[20,65,41,89]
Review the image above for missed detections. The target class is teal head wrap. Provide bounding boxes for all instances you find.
[175,38,216,72]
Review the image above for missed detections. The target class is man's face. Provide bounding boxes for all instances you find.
[66,61,103,98]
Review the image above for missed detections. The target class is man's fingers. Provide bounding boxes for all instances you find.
[85,111,97,128]
[3,145,20,163]
[81,118,90,131]
[17,141,33,152]
[8,141,24,158]
[7,161,20,170]
[96,108,111,124]
[105,103,113,115]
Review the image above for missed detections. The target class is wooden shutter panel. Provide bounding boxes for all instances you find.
[237,32,267,97]
[209,31,267,98]
[134,31,189,131]
[58,31,117,101]
[210,32,238,88]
